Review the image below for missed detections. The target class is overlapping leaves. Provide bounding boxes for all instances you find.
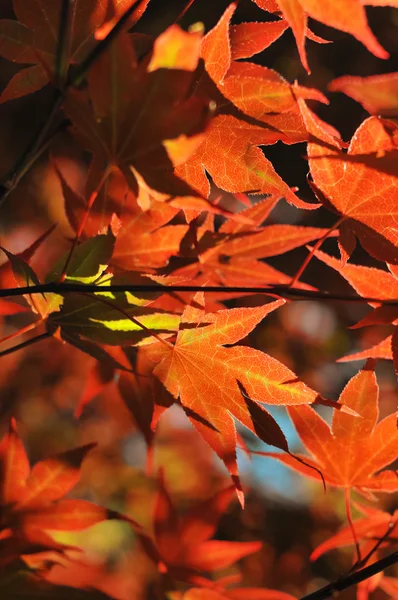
[0,419,136,570]
[139,477,261,585]
[136,292,331,496]
[0,0,143,102]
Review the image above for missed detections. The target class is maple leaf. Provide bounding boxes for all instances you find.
[329,72,398,117]
[173,199,337,289]
[265,360,398,494]
[112,200,187,271]
[230,20,288,60]
[311,250,398,372]
[312,249,398,324]
[139,293,327,496]
[338,331,398,376]
[251,0,391,73]
[0,0,144,103]
[65,24,211,204]
[177,4,324,210]
[301,101,398,262]
[0,419,137,570]
[0,230,181,360]
[139,476,261,585]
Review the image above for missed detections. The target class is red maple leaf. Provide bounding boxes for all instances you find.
[65,25,211,204]
[177,3,325,210]
[0,419,137,569]
[139,475,261,586]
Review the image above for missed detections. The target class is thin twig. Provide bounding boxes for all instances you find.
[290,217,345,287]
[55,0,73,88]
[0,93,62,209]
[69,0,142,88]
[0,0,141,209]
[299,551,398,600]
[0,331,51,359]
[0,282,397,305]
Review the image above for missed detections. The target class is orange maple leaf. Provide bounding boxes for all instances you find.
[311,502,398,561]
[251,0,391,72]
[177,3,324,211]
[301,101,398,263]
[139,293,327,497]
[312,249,398,374]
[311,503,398,599]
[329,72,398,117]
[265,360,398,494]
[173,200,337,288]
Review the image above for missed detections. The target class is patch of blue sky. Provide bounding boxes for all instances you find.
[237,406,314,504]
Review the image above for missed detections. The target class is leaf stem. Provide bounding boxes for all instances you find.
[0,319,44,347]
[289,217,345,287]
[55,0,73,88]
[174,0,197,23]
[344,487,361,563]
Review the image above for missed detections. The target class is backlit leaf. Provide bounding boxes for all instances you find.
[329,72,398,117]
[149,294,323,491]
[267,361,398,493]
[302,102,398,259]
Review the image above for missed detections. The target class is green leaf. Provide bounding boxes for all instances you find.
[47,230,116,284]
[48,294,180,346]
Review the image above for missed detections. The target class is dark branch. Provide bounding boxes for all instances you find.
[69,0,142,87]
[0,331,51,359]
[55,0,73,88]
[0,281,397,305]
[300,551,398,600]
[0,0,141,207]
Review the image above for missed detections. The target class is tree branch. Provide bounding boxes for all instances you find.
[300,551,398,600]
[0,281,397,305]
[0,0,142,208]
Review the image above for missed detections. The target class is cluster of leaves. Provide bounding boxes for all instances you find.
[0,0,397,598]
